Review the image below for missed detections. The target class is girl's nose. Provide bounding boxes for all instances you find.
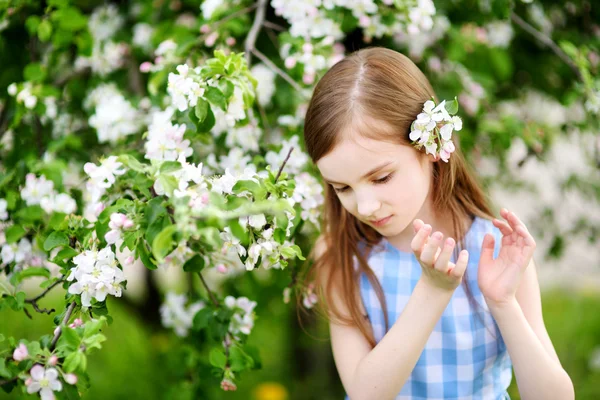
[356,193,381,218]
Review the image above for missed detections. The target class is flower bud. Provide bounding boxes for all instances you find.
[225,37,236,46]
[48,355,58,366]
[139,62,152,73]
[284,57,297,69]
[216,264,227,274]
[65,373,78,385]
[12,343,28,361]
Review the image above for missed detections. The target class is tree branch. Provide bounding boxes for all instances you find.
[510,12,582,80]
[251,48,306,94]
[275,146,294,182]
[25,277,65,315]
[244,0,268,65]
[198,272,219,307]
[50,301,77,351]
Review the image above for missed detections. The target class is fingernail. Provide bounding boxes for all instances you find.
[433,232,443,239]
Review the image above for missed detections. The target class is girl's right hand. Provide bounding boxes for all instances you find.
[410,219,469,292]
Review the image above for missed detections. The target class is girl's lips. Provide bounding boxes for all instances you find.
[371,215,393,227]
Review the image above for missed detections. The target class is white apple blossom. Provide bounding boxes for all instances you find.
[485,21,514,48]
[83,156,127,202]
[88,85,143,144]
[223,295,257,336]
[26,365,62,400]
[290,172,324,226]
[225,124,263,152]
[132,23,154,51]
[265,136,309,175]
[75,41,128,77]
[167,64,206,112]
[160,292,205,337]
[407,0,436,35]
[250,63,276,107]
[21,174,55,206]
[89,4,124,41]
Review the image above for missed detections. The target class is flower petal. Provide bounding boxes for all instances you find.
[30,365,45,380]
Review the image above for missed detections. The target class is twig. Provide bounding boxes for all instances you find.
[25,277,65,315]
[251,48,306,94]
[275,147,294,182]
[212,3,258,32]
[0,377,18,387]
[510,12,582,80]
[50,301,77,351]
[198,272,219,307]
[263,21,286,32]
[244,0,268,65]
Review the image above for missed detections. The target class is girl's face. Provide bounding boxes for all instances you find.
[316,130,433,243]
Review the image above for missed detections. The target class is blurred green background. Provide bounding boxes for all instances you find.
[2,285,599,399]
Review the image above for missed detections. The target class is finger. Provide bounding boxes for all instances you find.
[410,224,431,256]
[516,225,537,258]
[492,218,513,236]
[504,210,526,232]
[450,249,469,278]
[413,219,424,233]
[480,233,495,264]
[434,237,455,272]
[420,231,443,265]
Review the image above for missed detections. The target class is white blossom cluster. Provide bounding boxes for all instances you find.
[206,148,258,177]
[249,63,276,107]
[393,15,449,60]
[265,135,309,175]
[224,295,256,337]
[85,84,144,144]
[144,108,193,162]
[75,4,127,77]
[0,199,7,220]
[20,173,77,215]
[271,0,343,39]
[83,156,127,221]
[132,23,154,52]
[409,100,462,162]
[1,237,35,268]
[280,39,343,85]
[289,172,324,226]
[167,64,206,112]
[161,241,195,269]
[7,82,37,109]
[67,247,126,307]
[160,292,205,337]
[105,213,135,245]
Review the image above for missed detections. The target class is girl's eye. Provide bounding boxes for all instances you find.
[374,174,393,184]
[333,174,393,194]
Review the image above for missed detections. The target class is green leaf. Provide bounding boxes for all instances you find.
[24,63,46,83]
[118,154,147,173]
[37,19,53,42]
[195,97,209,122]
[182,254,205,273]
[229,346,254,372]
[136,240,157,270]
[25,16,41,35]
[52,247,79,263]
[52,7,87,31]
[151,225,178,262]
[219,79,234,98]
[57,327,81,353]
[0,358,12,379]
[159,161,182,174]
[44,231,69,251]
[83,316,106,338]
[155,174,178,197]
[192,308,213,331]
[63,351,83,373]
[209,348,227,369]
[9,268,51,286]
[193,103,215,133]
[445,97,459,115]
[5,225,26,244]
[15,206,44,222]
[204,86,227,111]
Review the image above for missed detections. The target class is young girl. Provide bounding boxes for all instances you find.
[303,47,574,400]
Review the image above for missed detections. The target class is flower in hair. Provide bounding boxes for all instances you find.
[409,97,462,162]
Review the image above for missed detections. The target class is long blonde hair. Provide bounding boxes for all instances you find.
[303,47,494,347]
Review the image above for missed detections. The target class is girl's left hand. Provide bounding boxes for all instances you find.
[478,208,537,308]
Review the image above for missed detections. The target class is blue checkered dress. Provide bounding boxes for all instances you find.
[353,216,513,400]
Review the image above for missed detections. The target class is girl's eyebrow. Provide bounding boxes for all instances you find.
[323,161,394,185]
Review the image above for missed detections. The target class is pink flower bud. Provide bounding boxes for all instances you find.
[123,219,134,229]
[48,355,58,366]
[358,15,371,27]
[284,57,297,69]
[216,264,227,274]
[220,378,237,391]
[25,378,32,386]
[200,193,209,205]
[225,37,236,46]
[65,373,78,385]
[154,56,164,64]
[110,213,128,228]
[69,318,83,329]
[125,255,135,266]
[139,62,152,73]
[200,24,210,34]
[205,32,219,47]
[302,43,313,54]
[13,343,28,361]
[94,202,106,216]
[302,72,315,85]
